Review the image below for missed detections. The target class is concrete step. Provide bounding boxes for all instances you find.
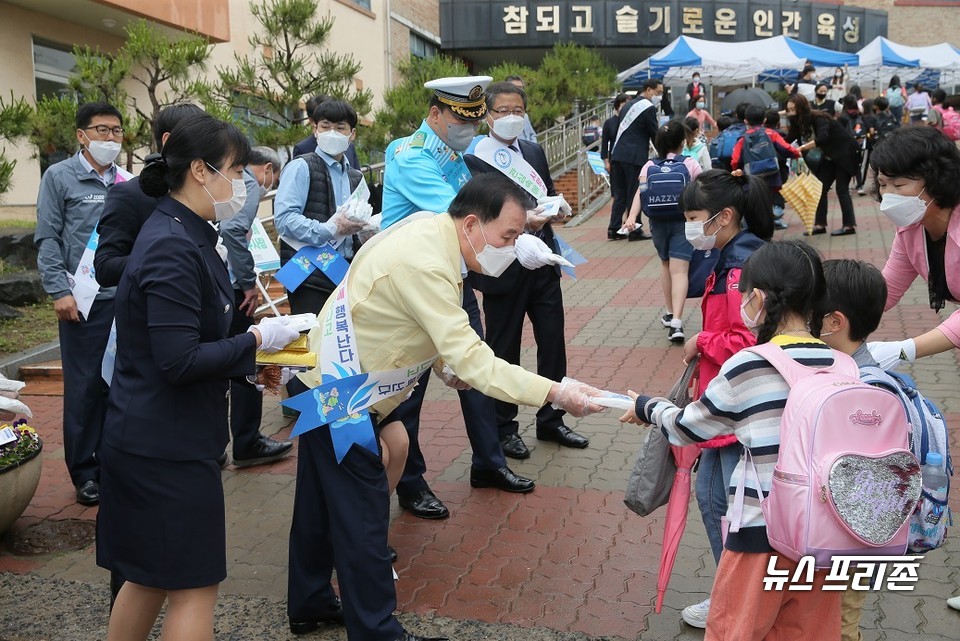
[19,360,64,396]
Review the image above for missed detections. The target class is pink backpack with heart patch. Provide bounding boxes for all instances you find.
[733,342,922,568]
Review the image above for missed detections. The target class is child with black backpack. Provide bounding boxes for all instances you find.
[620,241,843,640]
[624,119,703,343]
[811,259,952,641]
[732,106,799,232]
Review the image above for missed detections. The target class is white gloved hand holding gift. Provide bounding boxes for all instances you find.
[250,317,300,353]
[537,194,572,218]
[515,234,574,270]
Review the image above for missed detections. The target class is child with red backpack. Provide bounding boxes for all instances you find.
[622,240,922,640]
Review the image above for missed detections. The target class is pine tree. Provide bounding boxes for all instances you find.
[212,0,373,149]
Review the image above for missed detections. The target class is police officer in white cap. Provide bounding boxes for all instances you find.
[380,76,537,522]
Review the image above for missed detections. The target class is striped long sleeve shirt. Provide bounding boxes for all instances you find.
[635,336,836,553]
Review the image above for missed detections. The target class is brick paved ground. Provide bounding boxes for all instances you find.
[2,194,959,640]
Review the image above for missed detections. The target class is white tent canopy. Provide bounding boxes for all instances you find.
[616,35,858,87]
[850,37,960,88]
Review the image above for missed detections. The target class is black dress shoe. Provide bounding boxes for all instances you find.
[500,433,530,460]
[628,230,653,241]
[803,226,827,236]
[607,230,626,240]
[216,451,229,469]
[388,544,398,563]
[289,598,345,634]
[233,435,293,468]
[830,226,856,236]
[396,632,449,641]
[76,480,99,506]
[470,466,535,493]
[536,425,590,449]
[398,488,450,519]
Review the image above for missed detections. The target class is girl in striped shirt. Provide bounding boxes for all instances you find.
[621,240,843,640]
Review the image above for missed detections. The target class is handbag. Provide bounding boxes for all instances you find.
[623,357,699,516]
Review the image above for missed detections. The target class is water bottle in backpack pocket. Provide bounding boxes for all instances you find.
[730,343,922,568]
[859,366,952,552]
[640,155,691,222]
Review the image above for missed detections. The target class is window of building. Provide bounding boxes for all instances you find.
[410,32,437,59]
[33,39,75,100]
[349,0,370,9]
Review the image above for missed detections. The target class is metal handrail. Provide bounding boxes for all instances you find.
[538,101,614,176]
[568,140,611,227]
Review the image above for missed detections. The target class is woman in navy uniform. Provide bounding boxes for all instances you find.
[96,113,298,641]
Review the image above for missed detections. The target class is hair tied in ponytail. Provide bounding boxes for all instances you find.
[144,152,166,168]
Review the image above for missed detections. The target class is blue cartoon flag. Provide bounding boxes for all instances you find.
[274,248,317,291]
[554,235,588,279]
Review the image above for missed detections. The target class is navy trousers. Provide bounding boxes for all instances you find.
[228,288,263,456]
[59,296,113,488]
[287,423,404,641]
[608,160,644,233]
[482,265,566,438]
[394,286,505,497]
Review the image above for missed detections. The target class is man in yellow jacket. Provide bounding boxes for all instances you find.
[286,173,604,641]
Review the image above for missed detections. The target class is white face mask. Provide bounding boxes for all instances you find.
[315,130,351,157]
[83,133,121,166]
[465,220,516,277]
[204,163,247,222]
[491,115,525,141]
[696,101,705,109]
[651,95,663,107]
[685,211,724,251]
[739,290,765,329]
[879,188,928,227]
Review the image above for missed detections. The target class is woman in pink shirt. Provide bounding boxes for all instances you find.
[687,102,717,133]
[867,125,960,370]
[624,119,703,342]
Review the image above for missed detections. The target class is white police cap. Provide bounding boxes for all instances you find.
[424,76,493,121]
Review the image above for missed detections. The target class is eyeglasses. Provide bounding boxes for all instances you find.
[316,121,353,135]
[82,125,124,137]
[491,108,526,117]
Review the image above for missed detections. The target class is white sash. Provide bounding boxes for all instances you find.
[472,137,548,201]
[613,98,653,149]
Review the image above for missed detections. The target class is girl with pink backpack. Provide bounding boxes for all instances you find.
[621,240,843,640]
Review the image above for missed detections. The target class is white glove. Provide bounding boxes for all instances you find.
[330,205,368,238]
[515,234,574,270]
[437,364,471,391]
[867,339,917,371]
[280,367,296,385]
[550,376,607,417]
[537,194,572,218]
[250,317,300,353]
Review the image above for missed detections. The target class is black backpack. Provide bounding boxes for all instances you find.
[874,112,899,144]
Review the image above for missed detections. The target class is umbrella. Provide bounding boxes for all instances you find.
[720,88,778,114]
[781,159,823,234]
[655,357,701,613]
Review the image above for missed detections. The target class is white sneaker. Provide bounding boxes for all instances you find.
[668,320,685,343]
[681,597,711,628]
[948,595,960,611]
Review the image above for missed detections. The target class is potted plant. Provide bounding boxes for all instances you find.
[0,420,43,533]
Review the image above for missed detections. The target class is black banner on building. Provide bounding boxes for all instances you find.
[440,0,888,53]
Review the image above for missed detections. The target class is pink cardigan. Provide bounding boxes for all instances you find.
[881,203,960,347]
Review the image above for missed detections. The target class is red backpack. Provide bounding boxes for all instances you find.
[934,105,960,141]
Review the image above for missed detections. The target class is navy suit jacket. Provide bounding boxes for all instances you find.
[609,98,659,167]
[464,138,560,295]
[95,176,160,288]
[102,197,257,461]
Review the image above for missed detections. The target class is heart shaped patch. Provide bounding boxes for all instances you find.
[828,452,922,546]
